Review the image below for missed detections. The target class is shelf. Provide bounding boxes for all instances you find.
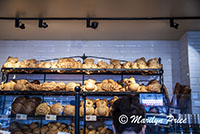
[81,92,162,96]
[0,91,76,96]
[1,68,163,75]
[0,91,162,96]
[8,114,112,121]
[9,114,74,120]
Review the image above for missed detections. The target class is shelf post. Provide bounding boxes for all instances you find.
[75,86,81,134]
[83,92,86,134]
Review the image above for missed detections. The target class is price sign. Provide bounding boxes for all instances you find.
[0,130,11,134]
[16,114,27,120]
[0,115,9,120]
[140,94,164,106]
[57,132,70,134]
[86,115,97,121]
[45,115,57,121]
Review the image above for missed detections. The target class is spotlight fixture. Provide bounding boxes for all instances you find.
[39,19,48,28]
[15,19,25,29]
[86,18,98,29]
[169,19,179,29]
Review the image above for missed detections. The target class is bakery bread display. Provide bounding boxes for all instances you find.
[1,55,168,134]
[2,57,162,74]
[11,96,121,117]
[11,96,41,115]
[35,103,77,116]
[0,80,72,91]
[80,126,113,134]
[0,77,162,93]
[81,79,125,92]
[9,122,74,134]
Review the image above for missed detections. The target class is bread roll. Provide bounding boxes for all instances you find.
[14,80,29,91]
[30,122,39,130]
[66,82,81,91]
[50,103,63,116]
[35,103,50,115]
[63,105,75,116]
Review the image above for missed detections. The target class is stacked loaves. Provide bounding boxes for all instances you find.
[80,96,119,117]
[0,80,80,91]
[11,96,75,116]
[11,96,41,115]
[9,121,113,134]
[171,82,191,109]
[9,121,75,134]
[80,126,113,134]
[34,96,119,117]
[2,57,161,71]
[81,77,161,93]
[0,77,161,93]
[35,102,75,116]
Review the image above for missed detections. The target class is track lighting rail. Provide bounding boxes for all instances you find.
[1,16,200,29]
[0,16,200,20]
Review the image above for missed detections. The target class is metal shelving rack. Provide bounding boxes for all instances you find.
[0,54,165,134]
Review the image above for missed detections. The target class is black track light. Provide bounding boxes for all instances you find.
[86,18,98,29]
[39,19,48,28]
[15,19,25,29]
[170,19,179,29]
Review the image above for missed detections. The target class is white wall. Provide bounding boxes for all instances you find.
[179,34,190,86]
[187,32,200,113]
[0,40,181,98]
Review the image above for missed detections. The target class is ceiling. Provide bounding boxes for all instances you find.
[0,0,200,40]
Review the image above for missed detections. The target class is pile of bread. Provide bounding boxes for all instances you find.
[11,96,119,117]
[80,96,119,117]
[35,102,75,116]
[11,96,41,115]
[81,78,161,92]
[0,80,80,91]
[170,82,191,109]
[9,121,75,134]
[2,57,162,72]
[80,125,113,134]
[9,121,113,134]
[11,96,75,116]
[0,77,161,93]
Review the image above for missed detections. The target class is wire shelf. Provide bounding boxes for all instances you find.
[1,68,163,75]
[0,91,161,96]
